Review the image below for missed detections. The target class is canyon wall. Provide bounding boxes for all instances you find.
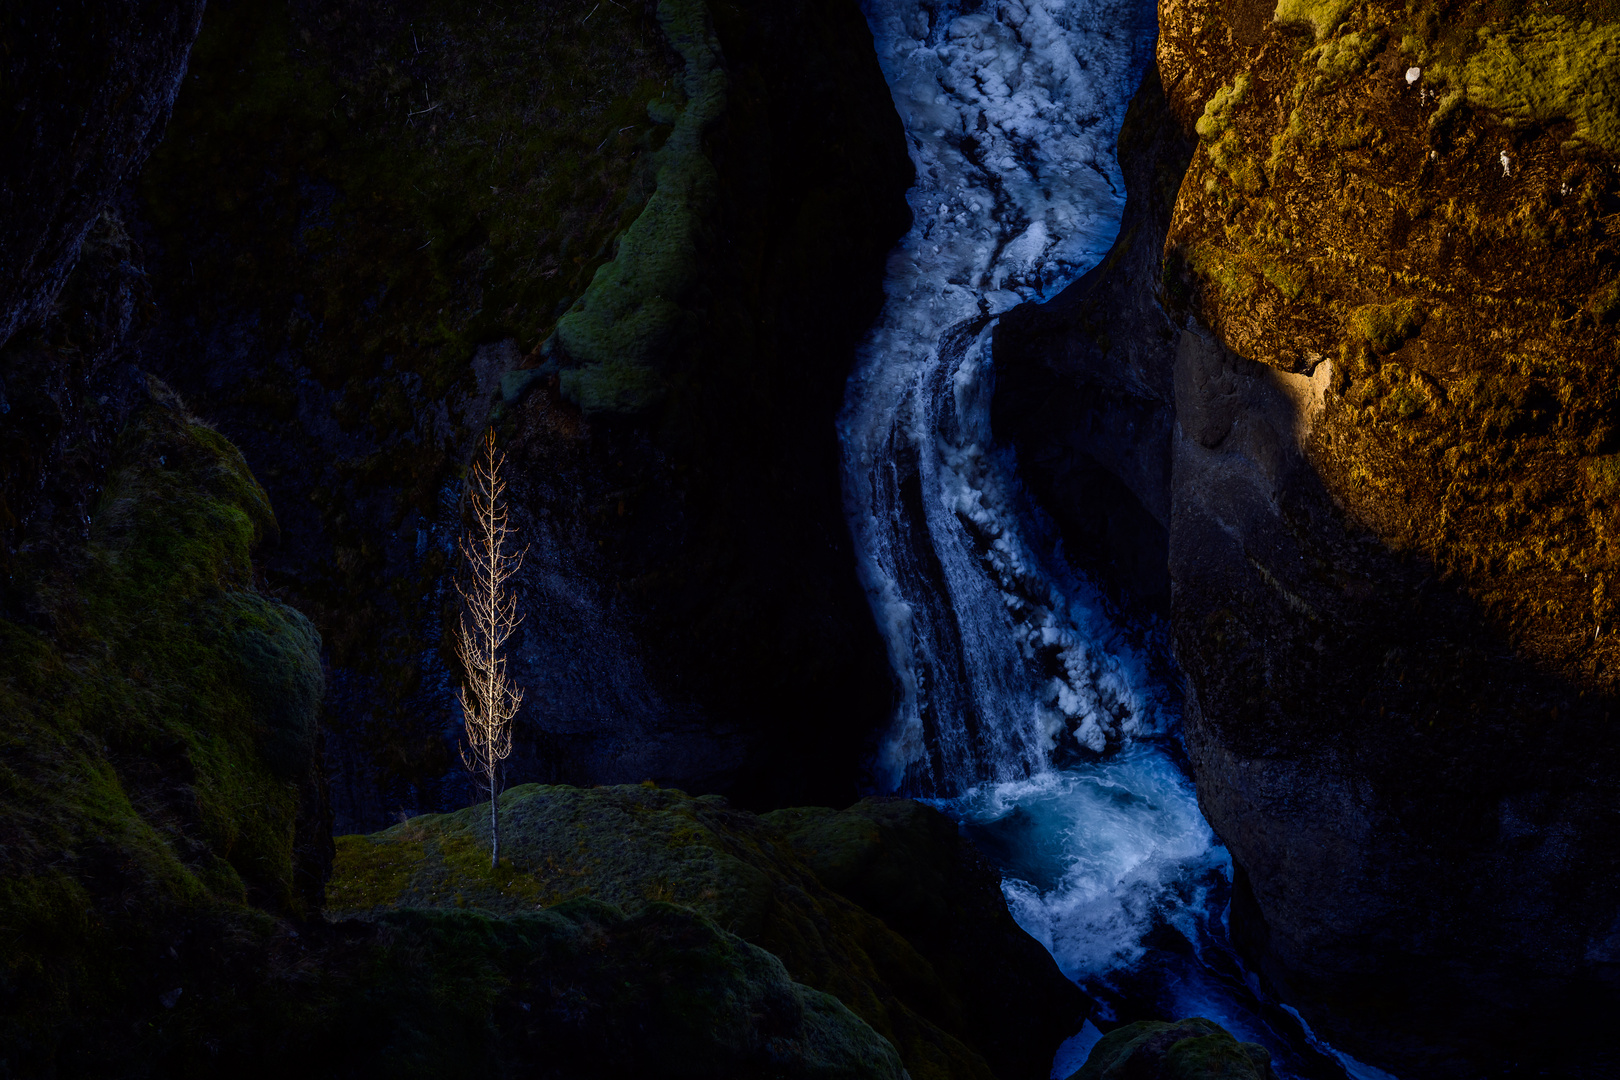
[127,0,911,828]
[997,0,1620,1074]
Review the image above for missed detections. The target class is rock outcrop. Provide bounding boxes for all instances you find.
[330,785,1088,1080]
[995,0,1620,1074]
[0,382,329,1071]
[1068,1017,1277,1080]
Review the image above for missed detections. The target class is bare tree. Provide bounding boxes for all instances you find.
[455,428,526,867]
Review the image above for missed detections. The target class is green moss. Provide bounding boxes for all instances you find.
[1257,256,1310,300]
[1196,75,1251,142]
[1274,0,1355,42]
[1198,76,1268,193]
[0,381,324,1065]
[1587,279,1620,322]
[1387,380,1429,419]
[1310,28,1387,82]
[555,0,728,414]
[1455,16,1620,156]
[330,784,1008,1080]
[1070,1017,1272,1080]
[1587,454,1620,499]
[1348,299,1426,354]
[1187,243,1261,302]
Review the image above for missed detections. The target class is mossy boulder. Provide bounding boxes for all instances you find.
[331,784,1088,1080]
[1068,1018,1276,1080]
[766,799,1089,1080]
[275,901,910,1080]
[0,378,327,1070]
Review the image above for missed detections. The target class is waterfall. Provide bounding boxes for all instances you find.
[841,4,1397,1078]
[840,0,1160,795]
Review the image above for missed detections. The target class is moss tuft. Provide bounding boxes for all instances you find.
[1070,1016,1274,1080]
[1348,299,1426,354]
[1310,28,1387,83]
[1586,454,1620,499]
[1196,75,1251,142]
[554,0,728,413]
[1455,17,1620,156]
[1274,0,1355,42]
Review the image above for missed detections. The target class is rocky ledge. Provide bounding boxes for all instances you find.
[330,784,1087,1080]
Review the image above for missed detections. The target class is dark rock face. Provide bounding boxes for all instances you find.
[0,212,153,591]
[995,0,1620,1074]
[767,798,1089,1080]
[0,0,207,587]
[0,0,205,350]
[129,0,909,829]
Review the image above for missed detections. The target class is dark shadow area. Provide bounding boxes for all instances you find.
[123,0,911,829]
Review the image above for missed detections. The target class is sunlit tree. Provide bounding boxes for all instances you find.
[455,428,526,867]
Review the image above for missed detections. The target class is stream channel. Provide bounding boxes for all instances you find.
[839,3,1396,1077]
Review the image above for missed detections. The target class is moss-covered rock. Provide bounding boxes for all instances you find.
[554,0,728,412]
[0,378,326,1071]
[331,784,1087,1080]
[1068,1018,1275,1080]
[766,799,1089,1080]
[273,901,910,1080]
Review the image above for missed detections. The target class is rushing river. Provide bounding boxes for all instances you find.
[839,3,1394,1078]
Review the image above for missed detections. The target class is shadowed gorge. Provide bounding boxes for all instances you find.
[3,0,1619,1076]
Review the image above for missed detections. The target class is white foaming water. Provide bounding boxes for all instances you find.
[943,750,1228,976]
[841,0,1159,793]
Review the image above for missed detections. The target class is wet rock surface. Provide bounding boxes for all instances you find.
[0,0,205,350]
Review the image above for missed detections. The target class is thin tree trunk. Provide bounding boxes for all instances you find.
[489,769,500,868]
